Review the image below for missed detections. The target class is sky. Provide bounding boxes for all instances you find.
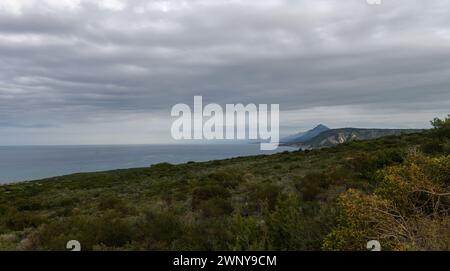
[0,0,449,145]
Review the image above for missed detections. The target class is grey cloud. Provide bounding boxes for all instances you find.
[0,0,449,144]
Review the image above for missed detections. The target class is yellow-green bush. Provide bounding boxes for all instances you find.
[323,154,450,251]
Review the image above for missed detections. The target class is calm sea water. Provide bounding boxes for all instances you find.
[0,144,295,184]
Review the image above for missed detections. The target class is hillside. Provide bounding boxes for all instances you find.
[281,124,330,144]
[0,118,449,251]
[291,128,422,149]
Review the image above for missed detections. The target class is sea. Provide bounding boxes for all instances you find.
[0,144,295,184]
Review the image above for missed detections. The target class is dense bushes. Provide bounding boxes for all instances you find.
[421,140,445,155]
[192,185,230,209]
[323,154,450,251]
[135,210,183,250]
[230,194,336,251]
[266,195,314,250]
[431,115,450,139]
[346,149,404,181]
[192,185,233,217]
[295,172,333,201]
[421,115,450,155]
[245,182,282,213]
[18,213,132,250]
[205,171,242,188]
[197,197,234,217]
[0,207,43,231]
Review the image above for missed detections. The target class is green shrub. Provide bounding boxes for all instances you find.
[94,212,135,247]
[265,194,330,250]
[15,199,43,211]
[422,140,445,155]
[1,208,43,231]
[203,171,242,188]
[136,210,183,250]
[31,211,135,250]
[229,213,268,251]
[197,197,234,217]
[184,219,233,250]
[247,182,282,212]
[431,115,450,139]
[192,185,231,210]
[97,194,134,215]
[347,150,404,180]
[295,172,331,201]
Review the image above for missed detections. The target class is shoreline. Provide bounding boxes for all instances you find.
[0,145,296,185]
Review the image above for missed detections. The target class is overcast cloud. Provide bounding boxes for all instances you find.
[0,0,449,145]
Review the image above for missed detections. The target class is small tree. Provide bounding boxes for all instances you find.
[431,115,450,139]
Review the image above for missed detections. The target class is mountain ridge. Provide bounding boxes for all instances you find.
[289,127,423,149]
[281,124,330,144]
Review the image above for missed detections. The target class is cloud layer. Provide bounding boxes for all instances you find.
[1,0,449,144]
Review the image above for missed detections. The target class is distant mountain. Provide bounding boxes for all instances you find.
[281,124,330,144]
[290,128,422,149]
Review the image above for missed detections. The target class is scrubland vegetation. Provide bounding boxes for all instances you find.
[0,116,449,251]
